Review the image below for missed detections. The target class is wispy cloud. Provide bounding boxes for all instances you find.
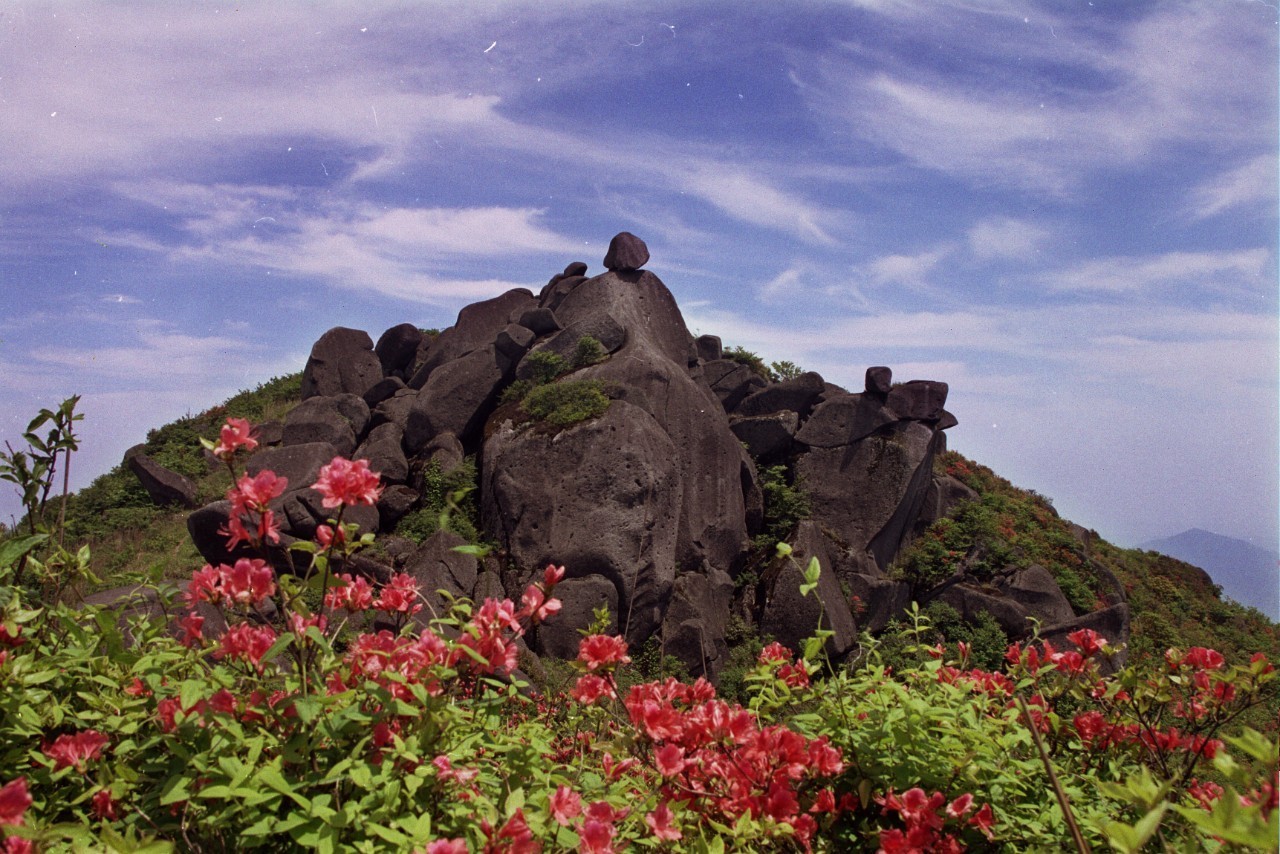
[967,217,1050,261]
[1186,155,1278,221]
[1040,249,1271,296]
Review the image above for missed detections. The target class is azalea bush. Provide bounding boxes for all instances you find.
[0,414,1275,852]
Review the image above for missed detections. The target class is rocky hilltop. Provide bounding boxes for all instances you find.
[172,232,1127,678]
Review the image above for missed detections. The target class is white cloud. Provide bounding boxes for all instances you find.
[1187,155,1278,220]
[860,246,952,290]
[1040,249,1270,295]
[967,217,1050,261]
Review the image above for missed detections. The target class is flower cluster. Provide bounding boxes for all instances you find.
[41,730,109,772]
[212,417,257,460]
[312,456,382,508]
[622,673,846,847]
[222,469,288,549]
[875,787,995,853]
[186,557,277,609]
[758,641,812,689]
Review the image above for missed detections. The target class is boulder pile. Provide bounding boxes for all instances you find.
[173,232,1126,678]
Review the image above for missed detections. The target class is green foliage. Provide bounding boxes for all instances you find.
[394,458,481,545]
[569,335,607,369]
[523,349,567,385]
[752,463,811,551]
[722,345,771,380]
[520,380,610,428]
[769,360,805,381]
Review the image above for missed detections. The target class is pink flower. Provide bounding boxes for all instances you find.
[424,841,468,854]
[548,785,581,826]
[645,801,682,842]
[1067,629,1106,657]
[221,558,277,606]
[43,730,109,771]
[577,635,631,672]
[213,417,257,459]
[758,642,793,664]
[0,779,31,827]
[4,837,33,854]
[216,623,277,671]
[316,524,345,548]
[543,564,566,587]
[654,743,686,777]
[579,818,617,854]
[91,789,118,821]
[179,613,205,648]
[325,573,374,612]
[570,674,615,705]
[519,584,561,624]
[374,573,422,616]
[312,457,383,508]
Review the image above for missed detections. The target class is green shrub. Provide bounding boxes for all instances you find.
[394,458,481,544]
[520,380,610,427]
[752,463,811,551]
[523,349,567,385]
[570,335,607,369]
[723,345,771,380]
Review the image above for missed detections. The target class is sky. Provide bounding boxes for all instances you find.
[0,1,1276,553]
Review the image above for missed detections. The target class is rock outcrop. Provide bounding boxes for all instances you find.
[177,232,1127,680]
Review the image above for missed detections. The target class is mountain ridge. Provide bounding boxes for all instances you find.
[1139,528,1279,620]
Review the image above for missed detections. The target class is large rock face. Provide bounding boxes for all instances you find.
[177,232,1126,680]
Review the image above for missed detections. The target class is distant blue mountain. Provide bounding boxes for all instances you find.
[1139,529,1279,621]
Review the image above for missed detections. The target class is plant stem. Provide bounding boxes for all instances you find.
[1016,694,1092,854]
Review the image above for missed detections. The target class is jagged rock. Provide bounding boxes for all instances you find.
[403,530,479,623]
[887,380,949,421]
[125,450,199,508]
[936,410,959,431]
[483,400,681,647]
[245,442,337,491]
[405,345,509,451]
[701,359,767,412]
[300,327,383,401]
[695,335,722,363]
[846,573,912,633]
[353,423,408,484]
[363,376,407,407]
[1041,603,1131,672]
[409,289,536,388]
[375,324,424,376]
[515,307,561,336]
[554,270,753,580]
[795,392,895,448]
[937,584,1034,637]
[282,397,359,457]
[422,431,465,475]
[603,231,649,271]
[758,522,857,658]
[797,420,941,573]
[370,389,416,431]
[563,261,588,277]
[514,312,626,380]
[661,567,735,678]
[283,488,380,539]
[913,474,980,537]
[539,275,587,313]
[865,366,893,397]
[495,323,536,362]
[997,565,1076,627]
[729,411,798,460]
[377,485,419,530]
[256,421,284,447]
[536,576,620,660]
[735,371,826,418]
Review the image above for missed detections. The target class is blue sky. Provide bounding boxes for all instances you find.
[1,2,1276,552]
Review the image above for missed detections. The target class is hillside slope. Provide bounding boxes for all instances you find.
[1141,528,1279,620]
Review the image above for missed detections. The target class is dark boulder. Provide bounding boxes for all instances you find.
[482,400,680,647]
[282,397,360,457]
[405,345,509,451]
[495,323,536,363]
[245,442,338,491]
[409,289,536,388]
[300,327,383,401]
[353,423,408,484]
[515,307,561,336]
[865,366,893,397]
[996,565,1076,627]
[362,376,407,407]
[377,485,419,530]
[729,411,798,460]
[758,522,857,658]
[794,392,896,449]
[603,231,649,271]
[846,573,912,633]
[402,530,479,623]
[936,584,1034,638]
[125,450,199,508]
[1041,603,1131,672]
[536,575,619,660]
[694,335,722,363]
[514,312,626,381]
[701,359,767,412]
[661,567,735,679]
[887,380,949,422]
[735,372,826,418]
[375,323,424,376]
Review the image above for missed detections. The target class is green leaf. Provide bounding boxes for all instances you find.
[0,534,47,570]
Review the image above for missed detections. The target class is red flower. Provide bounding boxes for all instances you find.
[1067,628,1106,657]
[571,674,615,705]
[654,743,686,776]
[577,634,631,672]
[221,558,277,606]
[425,840,468,854]
[213,417,257,459]
[312,456,383,508]
[548,785,581,826]
[484,808,539,853]
[0,778,31,827]
[374,573,422,616]
[216,623,277,671]
[325,573,374,612]
[91,789,118,821]
[518,584,561,624]
[179,613,205,648]
[43,730,109,771]
[543,563,566,587]
[645,801,682,841]
[4,837,33,854]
